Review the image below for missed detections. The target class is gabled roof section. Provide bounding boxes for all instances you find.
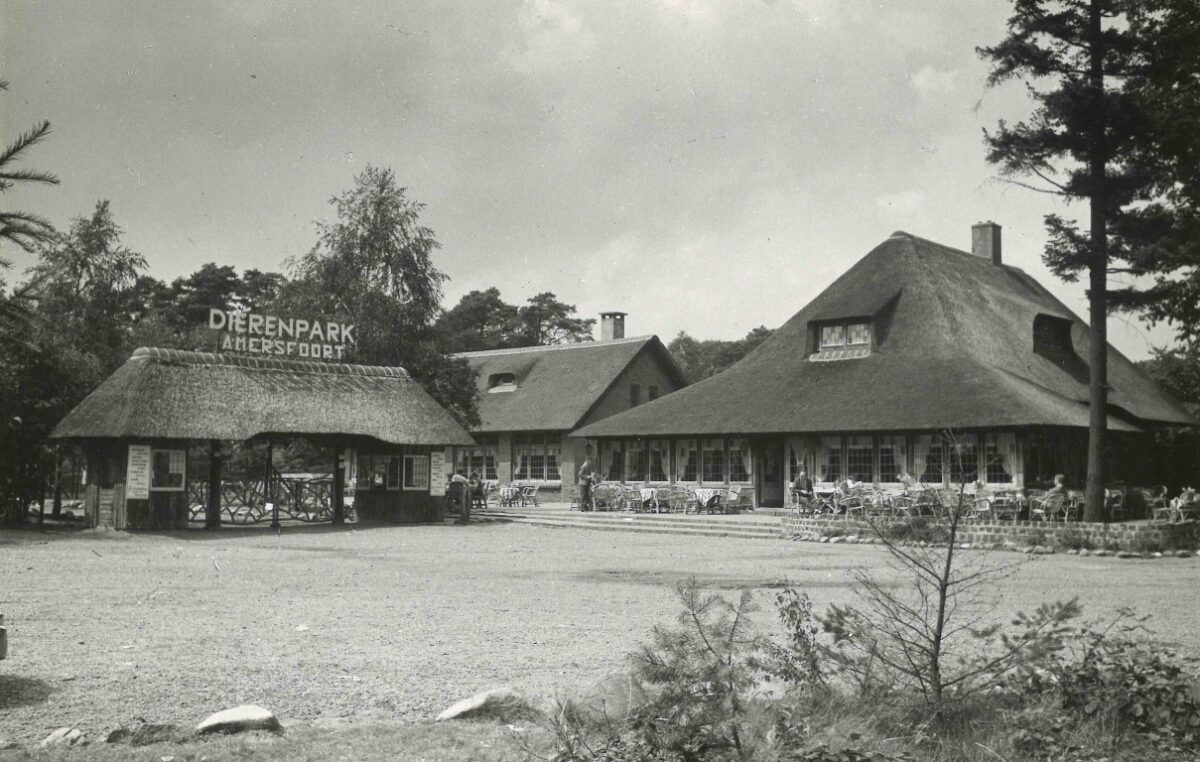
[576,232,1196,438]
[454,336,687,433]
[52,347,475,446]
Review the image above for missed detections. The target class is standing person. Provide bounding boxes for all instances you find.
[468,470,484,512]
[577,458,594,511]
[451,470,470,524]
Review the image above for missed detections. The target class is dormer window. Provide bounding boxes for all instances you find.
[1033,314,1072,355]
[811,320,872,361]
[487,372,517,393]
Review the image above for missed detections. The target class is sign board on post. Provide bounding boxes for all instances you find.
[429,450,446,497]
[126,444,151,500]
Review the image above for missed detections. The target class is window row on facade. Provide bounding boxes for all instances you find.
[786,432,1020,486]
[600,437,754,484]
[453,432,563,482]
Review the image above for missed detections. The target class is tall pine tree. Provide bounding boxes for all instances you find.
[980,0,1199,520]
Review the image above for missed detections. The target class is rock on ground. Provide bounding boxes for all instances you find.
[436,687,532,722]
[41,727,86,747]
[196,705,281,735]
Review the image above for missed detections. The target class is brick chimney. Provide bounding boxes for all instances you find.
[971,221,1002,265]
[599,311,626,341]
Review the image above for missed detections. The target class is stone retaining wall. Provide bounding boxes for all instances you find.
[780,514,1200,553]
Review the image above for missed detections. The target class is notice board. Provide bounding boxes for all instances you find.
[429,450,446,496]
[126,444,151,500]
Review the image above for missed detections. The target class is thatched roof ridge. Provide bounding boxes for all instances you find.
[52,347,474,446]
[576,231,1196,439]
[131,347,411,378]
[453,336,687,433]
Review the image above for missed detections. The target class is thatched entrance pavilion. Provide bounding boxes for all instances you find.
[51,348,474,530]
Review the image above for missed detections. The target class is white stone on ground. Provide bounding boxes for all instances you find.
[41,727,86,747]
[196,705,281,734]
[436,688,519,721]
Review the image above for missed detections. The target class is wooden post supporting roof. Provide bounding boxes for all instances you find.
[207,440,221,529]
[332,445,345,526]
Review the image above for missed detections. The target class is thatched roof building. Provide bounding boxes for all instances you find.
[446,325,688,489]
[576,231,1194,439]
[455,335,687,434]
[571,229,1196,504]
[52,347,474,446]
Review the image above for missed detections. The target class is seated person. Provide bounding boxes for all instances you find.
[791,469,814,499]
[1045,474,1066,498]
[898,472,919,492]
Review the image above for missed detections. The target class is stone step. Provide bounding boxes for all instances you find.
[473,512,783,541]
[486,508,779,530]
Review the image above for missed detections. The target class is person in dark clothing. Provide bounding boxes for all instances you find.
[578,459,595,511]
[791,468,814,510]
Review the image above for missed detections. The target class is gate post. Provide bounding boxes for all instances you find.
[267,440,279,529]
[332,445,345,525]
[207,439,222,529]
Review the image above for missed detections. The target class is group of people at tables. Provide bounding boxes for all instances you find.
[791,469,1199,522]
[789,469,1072,520]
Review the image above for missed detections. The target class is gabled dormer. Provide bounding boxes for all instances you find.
[808,318,873,362]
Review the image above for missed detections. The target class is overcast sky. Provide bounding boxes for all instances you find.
[1,0,1176,359]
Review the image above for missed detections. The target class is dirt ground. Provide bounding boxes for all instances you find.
[2,520,1200,746]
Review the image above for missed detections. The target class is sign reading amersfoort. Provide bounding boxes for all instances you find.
[208,308,356,360]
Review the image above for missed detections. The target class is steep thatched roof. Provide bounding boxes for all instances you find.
[576,232,1196,439]
[453,336,687,433]
[52,347,475,446]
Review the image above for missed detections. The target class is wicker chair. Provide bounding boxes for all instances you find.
[519,484,540,507]
[1030,492,1067,521]
[670,486,697,514]
[1147,487,1174,523]
[723,487,753,514]
[1105,488,1125,521]
[652,486,673,513]
[591,483,618,511]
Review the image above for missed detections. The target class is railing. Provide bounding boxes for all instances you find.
[187,469,353,524]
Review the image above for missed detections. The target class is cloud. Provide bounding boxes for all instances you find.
[508,0,596,73]
[911,65,958,100]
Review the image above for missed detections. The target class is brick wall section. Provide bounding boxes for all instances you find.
[780,515,1200,552]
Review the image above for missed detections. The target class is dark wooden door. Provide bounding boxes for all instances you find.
[757,439,785,507]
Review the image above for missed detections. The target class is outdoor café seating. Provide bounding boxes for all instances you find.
[1030,492,1067,521]
[499,483,521,507]
[723,486,753,513]
[692,487,723,514]
[519,484,540,507]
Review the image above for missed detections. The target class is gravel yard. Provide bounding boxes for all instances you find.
[3,520,1200,746]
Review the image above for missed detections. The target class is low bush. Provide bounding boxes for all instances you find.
[1056,527,1094,551]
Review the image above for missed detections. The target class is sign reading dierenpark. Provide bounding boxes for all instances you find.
[208,308,356,360]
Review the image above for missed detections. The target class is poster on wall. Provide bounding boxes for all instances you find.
[429,450,446,496]
[126,444,151,500]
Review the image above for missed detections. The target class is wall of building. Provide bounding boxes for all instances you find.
[576,346,686,430]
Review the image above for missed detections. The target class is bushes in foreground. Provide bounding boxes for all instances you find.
[527,585,1200,761]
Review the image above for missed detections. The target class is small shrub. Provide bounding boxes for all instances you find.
[1160,522,1200,551]
[822,526,848,539]
[1054,620,1200,751]
[1028,528,1048,547]
[1056,527,1094,551]
[1129,534,1164,554]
